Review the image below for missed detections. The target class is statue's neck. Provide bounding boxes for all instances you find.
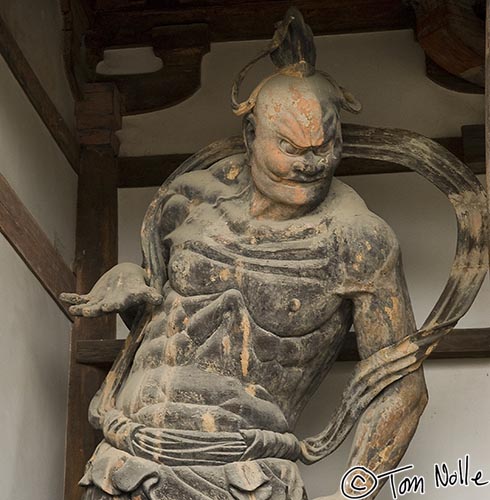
[249,185,313,221]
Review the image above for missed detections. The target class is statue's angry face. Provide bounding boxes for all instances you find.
[246,73,343,209]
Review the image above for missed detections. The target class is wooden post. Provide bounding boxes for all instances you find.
[64,83,121,500]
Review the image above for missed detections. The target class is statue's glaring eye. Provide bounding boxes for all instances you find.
[279,139,303,156]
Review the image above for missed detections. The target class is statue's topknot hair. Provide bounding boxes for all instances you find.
[231,8,361,117]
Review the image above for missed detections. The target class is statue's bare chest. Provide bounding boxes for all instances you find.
[164,202,345,336]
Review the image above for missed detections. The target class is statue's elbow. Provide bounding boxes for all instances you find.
[418,384,429,414]
[412,375,429,418]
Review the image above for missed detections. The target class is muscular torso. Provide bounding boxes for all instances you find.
[116,155,398,434]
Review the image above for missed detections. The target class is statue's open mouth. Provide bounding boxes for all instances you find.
[279,175,327,186]
[286,174,330,185]
[264,168,330,186]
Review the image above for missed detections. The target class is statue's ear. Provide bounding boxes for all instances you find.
[243,113,256,155]
[340,87,362,114]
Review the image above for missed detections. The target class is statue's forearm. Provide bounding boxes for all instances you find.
[341,368,428,499]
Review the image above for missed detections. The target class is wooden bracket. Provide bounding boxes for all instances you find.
[413,0,485,92]
[75,23,210,115]
[426,57,484,94]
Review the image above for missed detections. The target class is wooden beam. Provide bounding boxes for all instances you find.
[0,13,79,173]
[91,0,415,45]
[76,328,490,367]
[463,124,485,170]
[64,83,120,500]
[76,338,123,366]
[0,173,75,319]
[118,133,485,188]
[337,328,490,361]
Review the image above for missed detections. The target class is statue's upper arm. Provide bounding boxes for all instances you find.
[345,216,416,359]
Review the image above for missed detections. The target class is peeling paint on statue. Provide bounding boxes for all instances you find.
[61,8,487,500]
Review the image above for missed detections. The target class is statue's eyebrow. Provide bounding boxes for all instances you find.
[277,134,305,150]
[274,115,310,147]
[273,110,324,148]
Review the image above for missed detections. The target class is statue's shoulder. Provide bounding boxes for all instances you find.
[327,179,400,275]
[167,154,248,202]
[328,179,397,241]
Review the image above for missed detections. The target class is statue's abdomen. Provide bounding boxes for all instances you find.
[116,231,351,432]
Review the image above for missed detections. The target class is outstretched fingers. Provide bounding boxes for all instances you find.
[61,282,163,317]
[59,292,89,305]
[100,300,125,313]
[61,293,105,316]
[69,299,105,317]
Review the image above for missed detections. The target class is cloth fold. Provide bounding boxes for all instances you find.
[80,441,307,500]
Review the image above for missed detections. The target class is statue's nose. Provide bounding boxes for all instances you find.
[293,155,325,177]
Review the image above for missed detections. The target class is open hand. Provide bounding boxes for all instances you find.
[60,262,162,317]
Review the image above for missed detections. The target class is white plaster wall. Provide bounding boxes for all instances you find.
[0,0,75,130]
[0,55,77,263]
[0,6,76,497]
[117,30,489,499]
[0,235,70,499]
